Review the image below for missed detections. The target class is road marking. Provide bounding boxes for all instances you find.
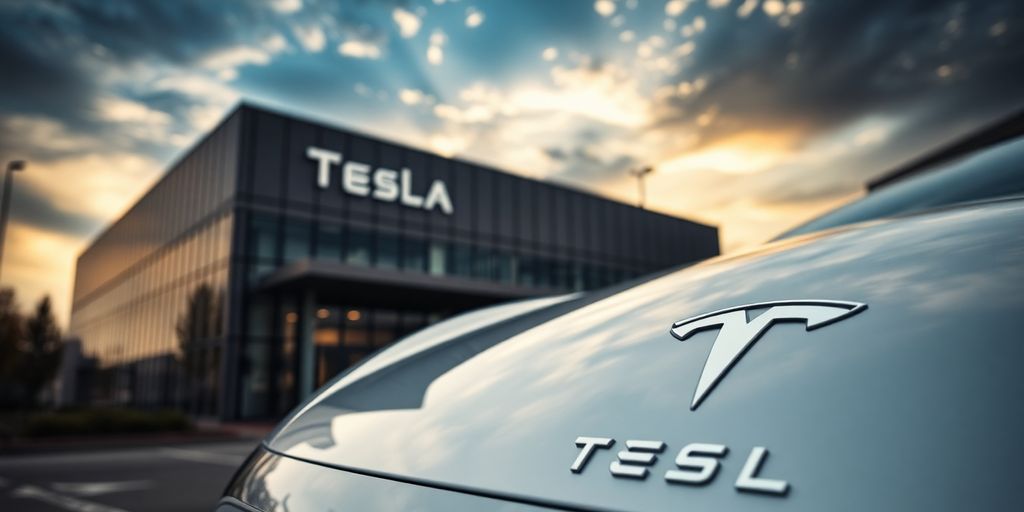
[159,447,246,467]
[12,484,132,512]
[52,480,152,496]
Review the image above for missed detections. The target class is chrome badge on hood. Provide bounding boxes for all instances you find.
[672,300,867,410]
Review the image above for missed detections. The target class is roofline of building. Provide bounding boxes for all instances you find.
[233,100,718,230]
[76,99,719,266]
[867,107,1024,191]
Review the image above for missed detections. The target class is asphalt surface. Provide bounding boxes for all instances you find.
[0,440,258,512]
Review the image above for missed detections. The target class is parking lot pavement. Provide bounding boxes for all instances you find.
[0,440,258,512]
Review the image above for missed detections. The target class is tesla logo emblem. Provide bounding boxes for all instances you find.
[671,300,867,410]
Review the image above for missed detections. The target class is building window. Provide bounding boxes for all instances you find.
[278,299,299,415]
[313,306,342,389]
[346,229,371,266]
[572,261,585,291]
[343,307,370,366]
[375,232,399,269]
[400,311,427,339]
[472,247,494,280]
[316,223,343,261]
[452,243,473,278]
[248,213,278,261]
[428,242,447,276]
[247,261,276,285]
[517,256,538,288]
[402,237,426,273]
[283,219,311,262]
[372,309,398,349]
[241,298,272,418]
[495,252,517,284]
[552,260,571,289]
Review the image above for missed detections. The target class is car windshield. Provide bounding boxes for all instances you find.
[778,137,1024,239]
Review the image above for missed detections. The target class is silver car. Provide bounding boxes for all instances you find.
[219,138,1024,511]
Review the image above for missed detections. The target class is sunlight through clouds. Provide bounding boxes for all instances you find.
[465,7,485,28]
[666,0,689,17]
[292,24,326,52]
[737,0,759,18]
[4,223,88,328]
[94,96,172,126]
[428,29,447,65]
[1,0,1022,325]
[269,0,301,14]
[339,39,382,59]
[392,7,422,38]
[594,0,616,18]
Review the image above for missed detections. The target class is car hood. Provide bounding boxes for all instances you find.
[265,199,1024,511]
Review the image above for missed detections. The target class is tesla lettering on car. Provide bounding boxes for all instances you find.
[570,437,789,496]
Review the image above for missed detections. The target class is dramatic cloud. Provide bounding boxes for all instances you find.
[339,39,383,59]
[427,29,447,65]
[293,23,326,52]
[0,0,1022,326]
[465,7,485,28]
[392,7,421,38]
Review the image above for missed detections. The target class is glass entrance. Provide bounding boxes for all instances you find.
[312,305,445,388]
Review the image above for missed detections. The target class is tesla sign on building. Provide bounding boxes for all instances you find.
[66,103,719,419]
[307,146,455,214]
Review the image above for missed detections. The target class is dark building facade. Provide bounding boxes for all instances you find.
[68,104,719,419]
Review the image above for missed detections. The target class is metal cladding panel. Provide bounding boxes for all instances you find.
[553,190,571,252]
[585,196,601,257]
[452,161,475,234]
[516,179,536,244]
[220,110,241,203]
[427,155,455,235]
[251,110,285,201]
[344,135,376,220]
[607,202,626,261]
[653,215,671,266]
[644,211,661,265]
[373,142,403,229]
[572,193,587,255]
[474,168,495,237]
[403,149,430,231]
[670,221,688,263]
[495,173,517,240]
[285,120,317,209]
[318,128,348,216]
[618,202,634,264]
[536,184,554,248]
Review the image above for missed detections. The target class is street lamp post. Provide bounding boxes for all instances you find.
[629,165,654,209]
[0,160,26,283]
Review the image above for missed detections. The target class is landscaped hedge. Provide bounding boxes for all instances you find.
[21,408,192,437]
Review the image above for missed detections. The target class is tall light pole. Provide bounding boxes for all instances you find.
[629,165,654,209]
[0,160,26,283]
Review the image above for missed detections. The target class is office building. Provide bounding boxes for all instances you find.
[68,104,719,419]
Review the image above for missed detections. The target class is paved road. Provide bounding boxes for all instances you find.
[0,440,258,512]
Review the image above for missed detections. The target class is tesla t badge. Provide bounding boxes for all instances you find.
[671,300,867,410]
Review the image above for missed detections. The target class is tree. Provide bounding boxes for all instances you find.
[16,296,63,407]
[176,285,222,413]
[0,288,24,407]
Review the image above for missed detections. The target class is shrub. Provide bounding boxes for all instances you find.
[20,408,192,438]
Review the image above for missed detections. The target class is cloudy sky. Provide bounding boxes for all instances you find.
[0,0,1022,325]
